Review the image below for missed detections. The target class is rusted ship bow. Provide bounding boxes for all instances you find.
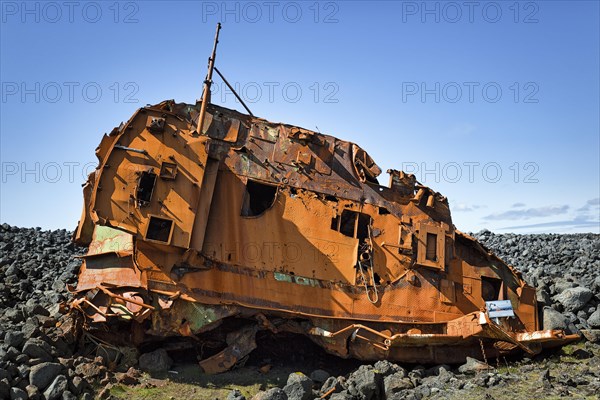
[70,25,578,373]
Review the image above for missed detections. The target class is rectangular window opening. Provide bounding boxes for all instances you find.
[241,180,278,217]
[146,216,173,243]
[136,171,157,206]
[356,213,371,241]
[426,233,437,261]
[331,209,372,239]
[338,210,357,237]
[481,276,503,301]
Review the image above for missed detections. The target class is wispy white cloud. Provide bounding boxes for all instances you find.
[575,198,600,223]
[453,203,485,212]
[511,202,526,208]
[500,219,600,231]
[577,197,600,212]
[484,205,569,221]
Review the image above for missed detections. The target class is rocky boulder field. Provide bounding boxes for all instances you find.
[1,224,599,400]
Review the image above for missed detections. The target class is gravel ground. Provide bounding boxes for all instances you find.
[1,224,599,400]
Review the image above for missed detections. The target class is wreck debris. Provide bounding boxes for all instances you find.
[69,24,579,373]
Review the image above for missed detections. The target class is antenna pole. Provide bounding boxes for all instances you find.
[197,22,221,135]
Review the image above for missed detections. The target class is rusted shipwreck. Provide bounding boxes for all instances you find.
[70,24,578,373]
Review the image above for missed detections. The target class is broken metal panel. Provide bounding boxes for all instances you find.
[516,285,538,332]
[74,225,143,292]
[90,108,210,249]
[87,225,133,256]
[75,255,142,293]
[201,170,359,284]
[74,170,98,245]
[149,300,239,337]
[198,324,258,374]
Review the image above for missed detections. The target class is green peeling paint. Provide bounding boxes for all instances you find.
[89,225,133,255]
[274,272,320,287]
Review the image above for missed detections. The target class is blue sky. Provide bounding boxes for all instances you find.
[1,0,599,233]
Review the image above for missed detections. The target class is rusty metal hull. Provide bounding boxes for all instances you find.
[71,100,577,371]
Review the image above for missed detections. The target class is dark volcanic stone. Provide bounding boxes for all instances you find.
[74,361,105,379]
[543,307,573,332]
[555,287,593,312]
[374,360,404,377]
[458,357,491,375]
[29,362,62,390]
[22,338,53,361]
[10,387,28,400]
[587,307,600,328]
[283,372,313,400]
[310,369,330,383]
[43,375,68,400]
[253,388,288,400]
[0,379,9,400]
[384,372,414,398]
[4,331,24,348]
[138,348,173,373]
[346,365,382,400]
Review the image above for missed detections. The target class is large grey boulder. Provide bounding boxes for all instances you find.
[309,369,331,384]
[384,372,414,398]
[587,307,600,328]
[346,365,382,400]
[29,362,62,390]
[283,372,313,400]
[543,307,571,331]
[43,375,68,400]
[581,329,600,343]
[374,360,404,377]
[22,338,53,361]
[554,287,593,312]
[458,357,491,375]
[4,331,24,348]
[138,348,173,373]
